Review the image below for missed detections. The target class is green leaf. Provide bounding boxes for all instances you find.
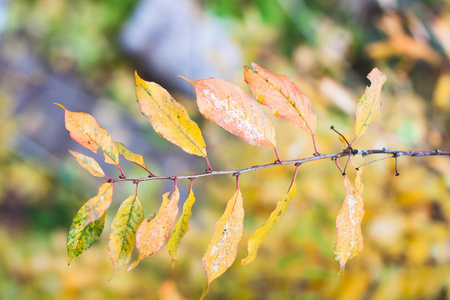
[108,194,144,278]
[67,201,106,265]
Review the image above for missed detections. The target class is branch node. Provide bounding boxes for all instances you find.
[435,149,440,153]
[170,176,176,180]
[133,180,139,184]
[395,172,400,176]
[119,175,126,179]
[233,172,240,177]
[342,172,346,176]
[294,162,302,167]
[382,147,387,152]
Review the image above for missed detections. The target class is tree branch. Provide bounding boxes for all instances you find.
[108,148,450,183]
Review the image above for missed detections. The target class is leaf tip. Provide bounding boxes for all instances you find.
[177,75,195,85]
[127,258,140,272]
[54,103,66,110]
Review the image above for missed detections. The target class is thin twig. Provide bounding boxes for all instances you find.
[108,148,450,183]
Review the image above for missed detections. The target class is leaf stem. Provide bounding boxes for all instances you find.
[311,134,320,156]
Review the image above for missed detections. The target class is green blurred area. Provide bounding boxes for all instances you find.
[1,0,450,299]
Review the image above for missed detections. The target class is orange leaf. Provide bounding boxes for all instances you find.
[135,72,207,157]
[244,63,317,135]
[68,150,106,177]
[354,68,387,141]
[85,182,114,226]
[334,176,365,271]
[55,103,119,165]
[127,185,180,271]
[182,76,276,148]
[200,188,244,299]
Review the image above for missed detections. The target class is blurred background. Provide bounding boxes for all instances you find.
[1,0,450,299]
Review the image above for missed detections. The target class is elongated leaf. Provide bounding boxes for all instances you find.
[67,201,106,265]
[200,189,244,299]
[135,72,207,157]
[241,182,296,266]
[354,68,387,140]
[128,185,180,271]
[334,176,365,271]
[108,194,144,278]
[245,63,316,135]
[182,77,276,149]
[114,142,147,169]
[85,182,114,226]
[168,186,196,266]
[55,103,119,165]
[68,150,105,177]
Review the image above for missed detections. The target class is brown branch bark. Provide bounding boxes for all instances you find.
[109,148,450,183]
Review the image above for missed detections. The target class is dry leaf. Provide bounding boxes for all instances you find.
[245,63,316,136]
[182,76,276,148]
[128,185,180,271]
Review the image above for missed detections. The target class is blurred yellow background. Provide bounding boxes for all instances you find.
[0,0,449,299]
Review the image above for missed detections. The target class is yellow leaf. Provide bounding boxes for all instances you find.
[135,72,207,157]
[245,63,317,135]
[127,185,180,271]
[108,194,144,278]
[334,176,365,271]
[354,68,387,141]
[168,185,196,266]
[85,182,114,226]
[55,103,119,165]
[114,142,153,175]
[433,72,450,110]
[241,182,296,266]
[200,189,244,299]
[182,76,276,149]
[68,150,105,177]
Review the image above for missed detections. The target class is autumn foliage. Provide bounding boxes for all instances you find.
[56,64,448,299]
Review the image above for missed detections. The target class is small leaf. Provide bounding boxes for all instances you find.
[200,189,244,299]
[128,185,180,271]
[168,185,196,266]
[241,182,296,266]
[354,68,387,141]
[55,103,119,165]
[334,176,365,271]
[68,150,105,177]
[114,142,147,168]
[67,201,106,265]
[135,72,207,157]
[85,182,114,226]
[182,76,276,148]
[108,194,144,278]
[244,63,317,135]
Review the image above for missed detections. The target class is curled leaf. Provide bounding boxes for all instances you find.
[135,72,207,157]
[168,185,196,266]
[128,185,180,271]
[68,150,105,177]
[245,63,317,135]
[85,182,114,226]
[67,201,106,265]
[55,103,119,165]
[354,68,387,141]
[241,182,296,266]
[182,76,276,148]
[334,176,365,271]
[200,189,244,299]
[108,194,144,278]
